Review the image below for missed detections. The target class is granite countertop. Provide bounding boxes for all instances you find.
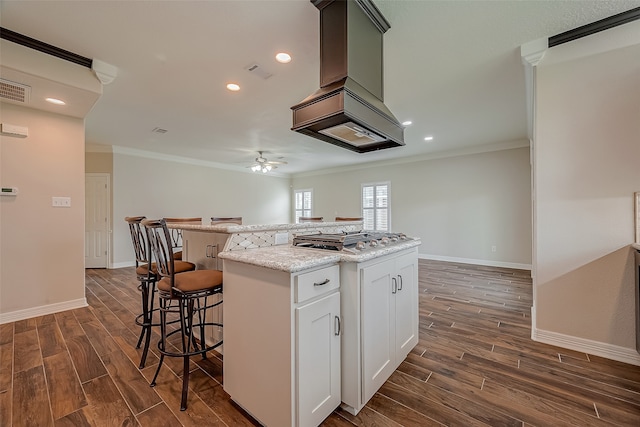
[167,221,362,234]
[219,238,421,273]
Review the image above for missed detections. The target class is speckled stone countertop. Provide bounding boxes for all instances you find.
[219,238,421,273]
[167,221,362,234]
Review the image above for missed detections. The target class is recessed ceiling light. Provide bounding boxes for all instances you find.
[275,52,292,63]
[45,97,66,105]
[226,83,240,91]
[402,120,412,126]
[424,136,434,141]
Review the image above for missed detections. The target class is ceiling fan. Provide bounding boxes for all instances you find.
[249,151,287,173]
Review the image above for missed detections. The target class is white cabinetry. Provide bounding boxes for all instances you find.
[340,247,418,415]
[223,261,341,427]
[182,230,228,271]
[296,291,341,427]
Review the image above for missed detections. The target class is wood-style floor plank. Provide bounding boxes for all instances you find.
[2,260,640,426]
[64,334,108,383]
[43,352,88,420]
[12,329,42,373]
[12,366,53,427]
[99,348,162,415]
[82,374,137,426]
[136,403,181,427]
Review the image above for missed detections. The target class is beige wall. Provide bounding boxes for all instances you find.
[86,151,113,174]
[293,144,532,268]
[0,103,86,318]
[534,35,640,361]
[111,149,292,267]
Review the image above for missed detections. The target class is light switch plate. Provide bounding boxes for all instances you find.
[52,196,71,207]
[275,232,289,245]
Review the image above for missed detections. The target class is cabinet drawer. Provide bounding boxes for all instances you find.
[295,265,340,303]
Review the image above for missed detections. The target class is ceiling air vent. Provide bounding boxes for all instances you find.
[0,78,31,103]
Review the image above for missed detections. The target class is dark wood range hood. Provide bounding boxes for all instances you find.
[291,0,405,153]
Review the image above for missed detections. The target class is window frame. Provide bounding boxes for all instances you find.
[294,188,313,223]
[361,181,391,231]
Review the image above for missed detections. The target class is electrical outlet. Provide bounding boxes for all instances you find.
[275,232,289,245]
[491,245,497,252]
[52,196,71,207]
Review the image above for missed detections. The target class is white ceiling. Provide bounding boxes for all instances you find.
[2,0,639,174]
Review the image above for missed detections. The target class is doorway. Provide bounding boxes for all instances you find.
[85,173,110,268]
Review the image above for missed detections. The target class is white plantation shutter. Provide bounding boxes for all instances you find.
[294,189,313,222]
[362,182,390,231]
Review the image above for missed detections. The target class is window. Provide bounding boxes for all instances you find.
[294,189,313,223]
[362,182,390,231]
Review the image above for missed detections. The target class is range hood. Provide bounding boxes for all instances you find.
[291,0,404,153]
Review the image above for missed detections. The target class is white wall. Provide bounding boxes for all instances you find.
[111,150,292,267]
[293,144,532,268]
[0,103,87,319]
[534,32,640,363]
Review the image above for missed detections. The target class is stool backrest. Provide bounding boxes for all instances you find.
[211,216,243,225]
[299,216,323,222]
[163,217,202,251]
[335,217,363,222]
[125,216,150,266]
[142,219,175,289]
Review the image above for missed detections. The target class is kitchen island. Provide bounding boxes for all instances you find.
[168,220,421,426]
[219,232,421,427]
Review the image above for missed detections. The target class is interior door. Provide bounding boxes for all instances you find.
[85,173,109,268]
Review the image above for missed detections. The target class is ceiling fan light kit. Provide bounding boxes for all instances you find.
[249,151,286,173]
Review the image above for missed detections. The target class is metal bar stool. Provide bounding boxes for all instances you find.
[125,216,196,368]
[163,217,202,260]
[142,218,223,411]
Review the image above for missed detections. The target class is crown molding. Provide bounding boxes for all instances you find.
[110,145,289,177]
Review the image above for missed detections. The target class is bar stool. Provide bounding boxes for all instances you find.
[163,217,202,260]
[142,218,223,411]
[125,216,196,368]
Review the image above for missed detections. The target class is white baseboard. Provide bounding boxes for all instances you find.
[532,327,640,366]
[419,253,532,271]
[0,298,88,325]
[111,261,135,269]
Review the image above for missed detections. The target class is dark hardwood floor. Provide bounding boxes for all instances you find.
[1,259,639,426]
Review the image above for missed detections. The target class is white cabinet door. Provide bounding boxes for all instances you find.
[361,258,395,404]
[394,252,418,358]
[296,291,341,427]
[182,230,227,270]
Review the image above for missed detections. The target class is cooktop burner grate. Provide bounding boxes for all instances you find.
[292,231,406,251]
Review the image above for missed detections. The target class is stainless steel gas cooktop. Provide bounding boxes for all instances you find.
[292,231,409,252]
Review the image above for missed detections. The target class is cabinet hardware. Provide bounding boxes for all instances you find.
[398,275,403,291]
[205,244,217,258]
[314,278,330,286]
[392,277,397,294]
[335,316,341,336]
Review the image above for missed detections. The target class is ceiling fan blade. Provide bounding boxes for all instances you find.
[266,160,287,165]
